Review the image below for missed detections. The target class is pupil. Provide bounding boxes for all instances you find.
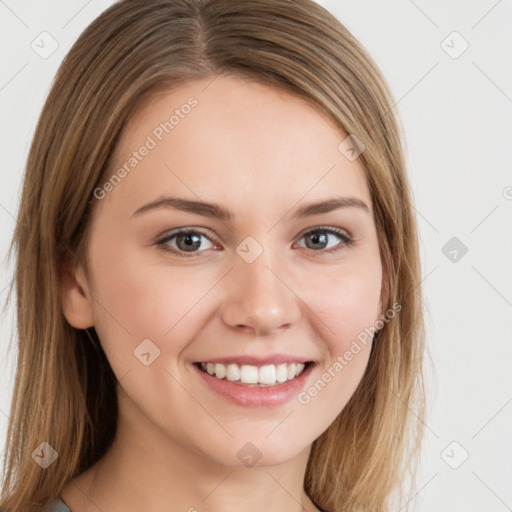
[179,233,200,251]
[308,232,327,249]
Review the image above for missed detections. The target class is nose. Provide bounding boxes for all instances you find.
[220,251,301,336]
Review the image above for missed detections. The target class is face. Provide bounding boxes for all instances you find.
[64,75,386,468]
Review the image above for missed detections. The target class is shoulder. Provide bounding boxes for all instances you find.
[43,498,72,512]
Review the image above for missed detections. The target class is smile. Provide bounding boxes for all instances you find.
[196,361,310,386]
[192,357,316,407]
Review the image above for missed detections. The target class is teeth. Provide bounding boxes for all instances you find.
[287,363,296,380]
[198,361,308,385]
[240,364,259,383]
[276,363,288,383]
[226,363,241,381]
[258,364,276,385]
[214,363,226,379]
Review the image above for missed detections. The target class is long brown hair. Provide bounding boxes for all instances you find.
[1,1,427,510]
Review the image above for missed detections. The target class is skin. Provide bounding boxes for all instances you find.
[60,75,388,512]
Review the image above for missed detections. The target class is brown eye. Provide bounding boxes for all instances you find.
[174,232,203,252]
[156,229,216,257]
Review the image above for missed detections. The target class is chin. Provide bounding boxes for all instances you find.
[197,433,312,469]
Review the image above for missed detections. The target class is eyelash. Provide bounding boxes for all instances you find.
[154,226,354,258]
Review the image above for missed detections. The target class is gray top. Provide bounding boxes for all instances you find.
[44,498,72,512]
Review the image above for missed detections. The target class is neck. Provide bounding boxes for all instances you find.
[63,387,321,512]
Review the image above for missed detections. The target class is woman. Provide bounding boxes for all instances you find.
[0,1,426,511]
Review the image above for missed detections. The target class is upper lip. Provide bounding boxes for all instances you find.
[194,354,314,366]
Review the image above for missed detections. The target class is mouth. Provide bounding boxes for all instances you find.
[193,360,315,387]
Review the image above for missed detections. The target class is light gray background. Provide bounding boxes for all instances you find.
[1,1,511,510]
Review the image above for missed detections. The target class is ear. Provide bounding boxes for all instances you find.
[59,258,95,329]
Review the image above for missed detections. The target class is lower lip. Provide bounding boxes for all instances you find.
[192,363,314,408]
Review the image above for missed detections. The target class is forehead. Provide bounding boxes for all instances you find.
[104,75,372,220]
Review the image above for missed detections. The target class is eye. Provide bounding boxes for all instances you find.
[155,226,354,258]
[155,228,216,257]
[296,227,354,254]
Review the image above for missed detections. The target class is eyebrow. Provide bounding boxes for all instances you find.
[131,195,370,220]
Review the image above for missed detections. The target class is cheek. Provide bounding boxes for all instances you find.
[86,240,215,365]
[327,276,380,346]
[289,271,380,434]
[262,268,381,450]
[303,258,382,353]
